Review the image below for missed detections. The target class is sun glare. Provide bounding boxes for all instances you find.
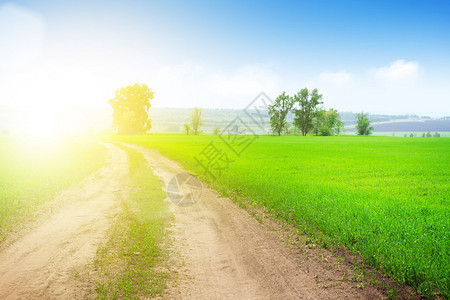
[18,107,66,144]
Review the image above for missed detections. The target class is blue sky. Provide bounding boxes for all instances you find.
[1,0,449,116]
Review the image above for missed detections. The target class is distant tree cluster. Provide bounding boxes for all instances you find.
[402,132,441,137]
[268,88,344,136]
[422,131,440,137]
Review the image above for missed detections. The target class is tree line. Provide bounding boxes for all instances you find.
[108,84,373,136]
[269,88,373,136]
[402,132,441,137]
[268,88,345,136]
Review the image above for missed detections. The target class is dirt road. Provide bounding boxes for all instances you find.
[127,144,387,300]
[0,142,388,299]
[0,143,128,299]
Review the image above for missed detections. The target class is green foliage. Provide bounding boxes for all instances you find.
[293,88,323,136]
[183,123,191,135]
[0,138,106,240]
[426,131,432,137]
[213,126,221,135]
[109,83,155,134]
[188,107,204,135]
[284,123,294,134]
[356,112,374,135]
[268,91,294,136]
[268,90,339,137]
[312,107,326,136]
[316,108,344,136]
[111,134,450,298]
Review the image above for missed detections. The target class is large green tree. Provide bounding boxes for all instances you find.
[293,88,323,136]
[355,112,374,135]
[109,84,154,134]
[268,91,294,136]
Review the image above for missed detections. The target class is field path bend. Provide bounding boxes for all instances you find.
[0,143,128,299]
[127,144,386,300]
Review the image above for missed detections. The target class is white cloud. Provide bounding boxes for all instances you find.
[207,66,280,97]
[319,70,352,84]
[372,59,419,81]
[148,63,281,108]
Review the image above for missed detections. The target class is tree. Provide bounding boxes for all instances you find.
[213,126,220,135]
[284,123,294,135]
[319,109,344,136]
[311,108,343,136]
[183,123,191,135]
[268,91,294,136]
[293,88,323,136]
[109,83,154,134]
[355,112,374,135]
[312,108,326,136]
[189,107,203,135]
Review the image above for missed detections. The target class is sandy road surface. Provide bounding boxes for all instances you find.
[0,143,128,299]
[126,144,387,300]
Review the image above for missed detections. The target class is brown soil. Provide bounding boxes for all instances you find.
[0,143,128,299]
[126,144,398,300]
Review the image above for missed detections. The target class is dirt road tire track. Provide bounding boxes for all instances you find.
[126,144,388,300]
[0,143,128,299]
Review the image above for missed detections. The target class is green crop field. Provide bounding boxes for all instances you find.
[110,134,450,298]
[0,137,107,240]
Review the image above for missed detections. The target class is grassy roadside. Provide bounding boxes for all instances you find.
[0,137,107,242]
[92,143,173,299]
[108,134,449,299]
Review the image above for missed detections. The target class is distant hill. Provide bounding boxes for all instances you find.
[346,119,450,133]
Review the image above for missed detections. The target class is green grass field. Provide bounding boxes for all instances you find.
[110,134,450,298]
[0,137,106,240]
